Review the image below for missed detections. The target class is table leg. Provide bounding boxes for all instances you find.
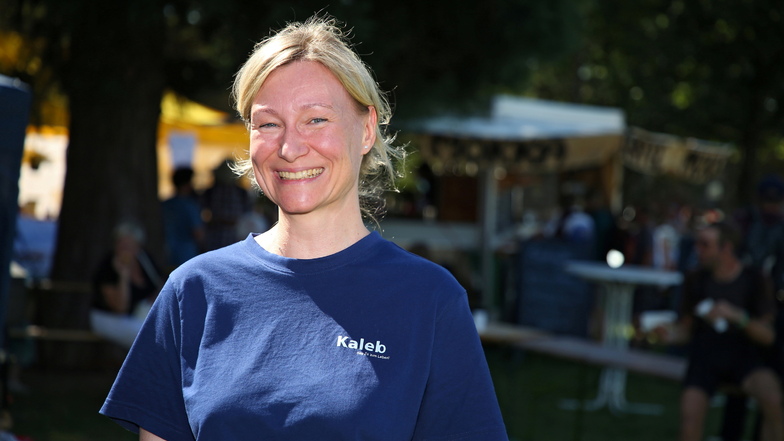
[562,282,663,415]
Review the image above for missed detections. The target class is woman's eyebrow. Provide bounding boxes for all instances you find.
[301,102,335,111]
[250,107,279,119]
[252,103,334,117]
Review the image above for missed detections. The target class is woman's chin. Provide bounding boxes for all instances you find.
[276,202,319,217]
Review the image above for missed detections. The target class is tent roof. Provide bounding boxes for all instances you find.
[407,96,626,175]
[409,95,626,141]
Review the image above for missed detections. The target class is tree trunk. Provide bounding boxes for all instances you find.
[50,2,166,282]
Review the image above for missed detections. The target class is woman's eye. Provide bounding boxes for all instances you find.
[255,122,277,129]
[310,117,327,124]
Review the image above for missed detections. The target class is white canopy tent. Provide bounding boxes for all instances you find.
[410,95,626,178]
[417,95,625,139]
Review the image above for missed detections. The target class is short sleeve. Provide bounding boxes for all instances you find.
[100,284,194,441]
[411,285,508,441]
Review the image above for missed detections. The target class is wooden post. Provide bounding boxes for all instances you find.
[479,168,499,317]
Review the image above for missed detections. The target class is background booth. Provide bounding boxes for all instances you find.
[389,95,627,329]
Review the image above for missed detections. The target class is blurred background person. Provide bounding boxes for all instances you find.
[586,190,615,262]
[235,195,272,241]
[90,222,163,349]
[652,204,681,272]
[656,221,782,441]
[162,167,204,270]
[724,174,784,441]
[649,203,682,312]
[200,159,252,251]
[736,174,784,284]
[556,194,595,245]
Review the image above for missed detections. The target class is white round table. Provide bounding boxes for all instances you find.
[563,261,683,414]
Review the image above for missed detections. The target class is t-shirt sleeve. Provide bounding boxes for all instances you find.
[100,283,194,440]
[411,283,508,441]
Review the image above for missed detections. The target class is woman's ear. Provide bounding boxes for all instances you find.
[361,106,377,154]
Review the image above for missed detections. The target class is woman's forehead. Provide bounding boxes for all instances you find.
[255,61,369,115]
[258,62,345,98]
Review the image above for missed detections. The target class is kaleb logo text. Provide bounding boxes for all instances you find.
[336,335,386,354]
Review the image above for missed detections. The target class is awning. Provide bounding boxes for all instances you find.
[624,127,734,184]
[408,95,626,174]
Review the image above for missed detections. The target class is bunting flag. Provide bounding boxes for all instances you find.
[623,127,733,184]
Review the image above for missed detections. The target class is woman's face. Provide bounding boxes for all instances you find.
[248,61,376,219]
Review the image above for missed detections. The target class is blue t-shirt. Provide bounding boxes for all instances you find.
[162,195,204,267]
[100,232,507,440]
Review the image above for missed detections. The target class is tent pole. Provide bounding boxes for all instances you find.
[479,168,498,319]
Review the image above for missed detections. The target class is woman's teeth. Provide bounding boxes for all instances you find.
[278,168,324,180]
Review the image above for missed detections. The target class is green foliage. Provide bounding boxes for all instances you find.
[151,0,583,118]
[527,0,784,200]
[1,0,583,120]
[353,0,582,118]
[538,0,784,131]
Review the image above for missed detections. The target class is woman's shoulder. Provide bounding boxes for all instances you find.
[167,240,253,282]
[373,236,447,268]
[370,236,464,292]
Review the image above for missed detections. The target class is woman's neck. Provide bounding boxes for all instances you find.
[255,214,370,259]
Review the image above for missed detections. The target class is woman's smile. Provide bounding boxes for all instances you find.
[278,168,325,181]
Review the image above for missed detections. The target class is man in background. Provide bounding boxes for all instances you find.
[162,167,204,270]
[657,221,782,441]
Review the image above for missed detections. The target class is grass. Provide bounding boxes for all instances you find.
[487,347,738,441]
[7,368,135,441]
[4,346,744,441]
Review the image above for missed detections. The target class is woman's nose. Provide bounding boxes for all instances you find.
[278,129,308,162]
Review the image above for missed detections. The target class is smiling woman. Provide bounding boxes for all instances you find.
[98,15,508,441]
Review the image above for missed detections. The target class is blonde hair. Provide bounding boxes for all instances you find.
[231,15,403,222]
